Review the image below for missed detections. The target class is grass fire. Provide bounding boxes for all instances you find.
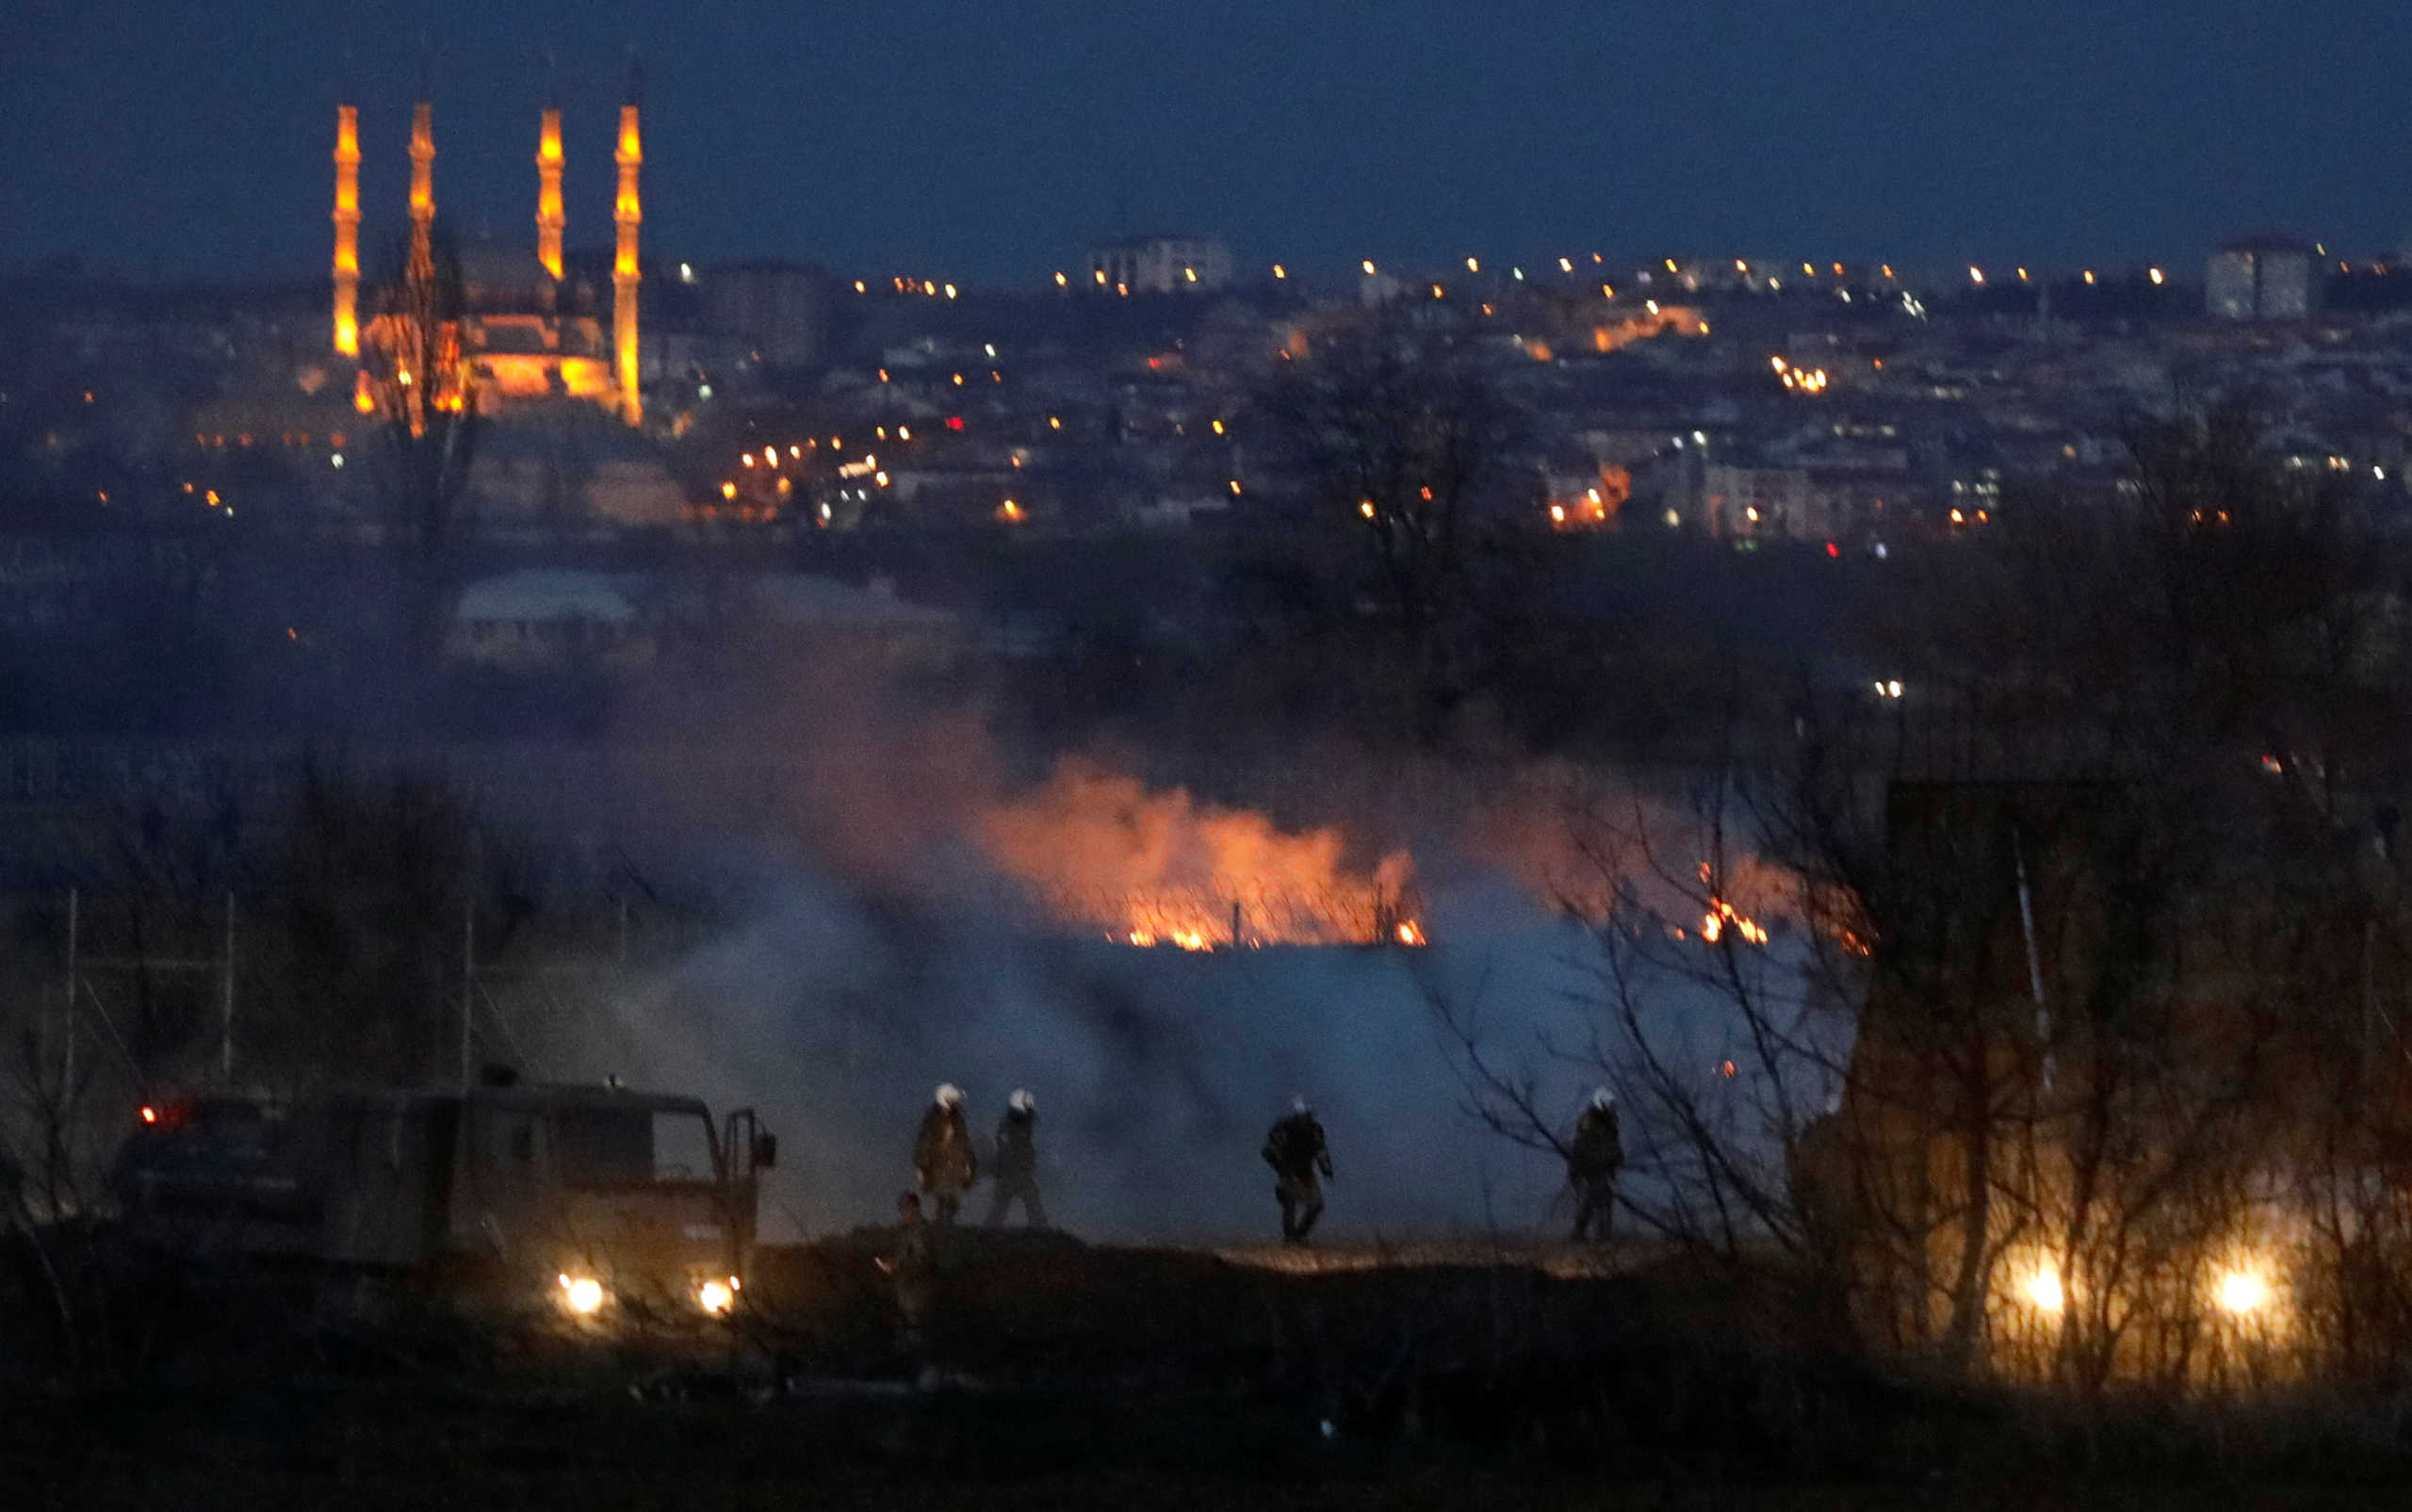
[979,758,1425,950]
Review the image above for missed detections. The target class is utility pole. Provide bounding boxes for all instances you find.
[461,893,476,1090]
[61,887,78,1097]
[220,889,236,1083]
[2013,829,2051,1095]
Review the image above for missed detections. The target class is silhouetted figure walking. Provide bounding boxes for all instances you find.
[914,1082,977,1226]
[1568,1088,1623,1243]
[1263,1097,1332,1244]
[986,1088,1048,1227]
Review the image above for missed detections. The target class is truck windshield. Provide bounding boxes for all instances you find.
[554,1108,718,1187]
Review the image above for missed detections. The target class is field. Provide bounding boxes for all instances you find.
[3,1230,2404,1508]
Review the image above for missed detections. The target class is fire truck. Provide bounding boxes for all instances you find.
[108,1077,776,1321]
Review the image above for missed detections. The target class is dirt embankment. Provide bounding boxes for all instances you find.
[7,1228,2409,1507]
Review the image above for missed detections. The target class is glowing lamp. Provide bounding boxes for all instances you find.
[561,1275,605,1315]
[2218,1271,2271,1315]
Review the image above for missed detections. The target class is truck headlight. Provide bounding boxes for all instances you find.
[698,1277,736,1315]
[559,1274,606,1315]
[2218,1270,2273,1316]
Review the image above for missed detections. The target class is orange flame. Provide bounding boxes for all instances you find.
[981,759,1418,948]
[1701,897,1768,946]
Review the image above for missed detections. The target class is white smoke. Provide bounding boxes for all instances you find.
[548,859,1623,1244]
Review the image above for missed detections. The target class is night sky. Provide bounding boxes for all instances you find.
[3,0,2404,286]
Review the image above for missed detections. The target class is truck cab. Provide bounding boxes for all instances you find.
[113,1081,775,1321]
[440,1084,774,1317]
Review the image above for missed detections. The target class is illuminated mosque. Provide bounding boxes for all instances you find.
[332,69,646,427]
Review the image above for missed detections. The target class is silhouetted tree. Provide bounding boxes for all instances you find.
[1263,313,1532,740]
[360,231,480,658]
[1438,401,2412,1397]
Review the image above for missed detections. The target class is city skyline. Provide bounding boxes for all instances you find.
[4,0,2407,285]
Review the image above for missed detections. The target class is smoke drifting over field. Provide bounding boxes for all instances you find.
[506,701,1802,1243]
[464,658,1801,1242]
[572,869,1601,1244]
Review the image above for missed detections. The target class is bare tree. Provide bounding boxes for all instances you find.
[360,231,481,657]
[1437,403,2412,1397]
[1264,312,1531,740]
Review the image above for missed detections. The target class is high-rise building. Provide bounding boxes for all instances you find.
[1085,236,1233,295]
[2208,236,2319,321]
[697,263,828,369]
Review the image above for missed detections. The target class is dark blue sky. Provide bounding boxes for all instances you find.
[3,0,2404,286]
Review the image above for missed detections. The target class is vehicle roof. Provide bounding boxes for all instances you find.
[156,1083,711,1117]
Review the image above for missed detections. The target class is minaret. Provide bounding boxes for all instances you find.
[535,99,564,283]
[408,96,436,283]
[612,65,644,426]
[398,88,438,441]
[331,104,361,355]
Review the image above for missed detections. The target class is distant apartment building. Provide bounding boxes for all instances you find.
[1697,455,1891,542]
[2207,237,2319,320]
[1701,463,1814,540]
[697,261,829,368]
[1086,236,1234,294]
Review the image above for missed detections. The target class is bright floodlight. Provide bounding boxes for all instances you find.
[2218,1271,2271,1315]
[2025,1270,2064,1312]
[698,1279,735,1315]
[562,1275,605,1315]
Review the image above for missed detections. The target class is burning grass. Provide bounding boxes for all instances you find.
[980,758,1422,950]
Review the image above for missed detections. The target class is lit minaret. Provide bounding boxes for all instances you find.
[535,100,564,282]
[612,66,643,426]
[408,96,436,282]
[331,104,361,355]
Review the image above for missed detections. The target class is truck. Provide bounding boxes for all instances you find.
[109,1078,776,1321]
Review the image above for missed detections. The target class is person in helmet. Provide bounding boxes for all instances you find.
[1567,1087,1623,1243]
[914,1082,978,1226]
[1263,1097,1333,1244]
[986,1087,1048,1228]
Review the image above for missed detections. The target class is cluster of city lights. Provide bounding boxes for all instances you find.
[968,252,2213,304]
[856,275,959,300]
[1546,486,1615,530]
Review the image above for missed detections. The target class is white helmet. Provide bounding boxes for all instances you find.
[935,1082,963,1109]
[1590,1087,1615,1112]
[1009,1088,1035,1114]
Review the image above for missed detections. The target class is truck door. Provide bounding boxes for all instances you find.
[465,1102,549,1258]
[721,1108,774,1266]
